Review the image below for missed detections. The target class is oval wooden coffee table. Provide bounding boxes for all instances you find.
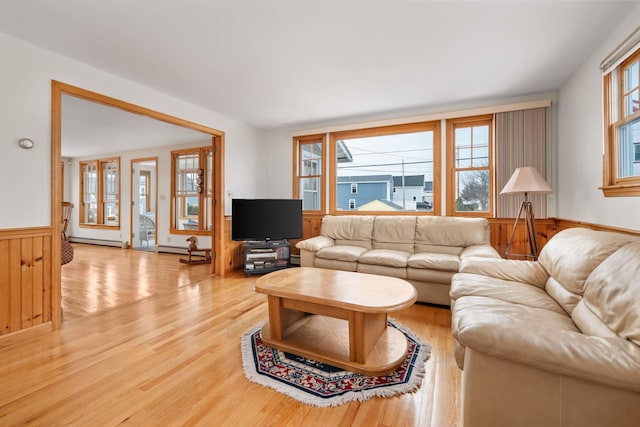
[253,267,417,375]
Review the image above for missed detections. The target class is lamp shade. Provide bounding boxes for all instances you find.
[500,166,553,195]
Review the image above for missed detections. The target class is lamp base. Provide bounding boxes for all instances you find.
[504,200,539,260]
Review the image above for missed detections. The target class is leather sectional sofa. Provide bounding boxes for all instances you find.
[295,215,500,305]
[450,227,640,426]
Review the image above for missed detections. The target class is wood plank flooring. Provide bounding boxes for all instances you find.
[1,244,461,426]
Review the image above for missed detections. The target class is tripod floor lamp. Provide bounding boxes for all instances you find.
[500,166,553,260]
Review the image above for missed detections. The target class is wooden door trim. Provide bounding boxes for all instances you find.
[51,81,226,328]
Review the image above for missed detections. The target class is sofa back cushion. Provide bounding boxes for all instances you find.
[372,216,417,252]
[538,228,637,314]
[320,215,374,249]
[414,217,490,254]
[580,240,640,346]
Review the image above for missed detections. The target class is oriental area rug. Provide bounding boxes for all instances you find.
[241,319,431,407]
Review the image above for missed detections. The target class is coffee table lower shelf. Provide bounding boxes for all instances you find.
[260,315,408,376]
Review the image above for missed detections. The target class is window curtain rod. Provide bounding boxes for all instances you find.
[600,25,640,74]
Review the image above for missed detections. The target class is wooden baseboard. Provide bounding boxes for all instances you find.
[0,322,52,348]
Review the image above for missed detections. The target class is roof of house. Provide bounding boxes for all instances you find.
[357,199,404,211]
[392,175,424,187]
[337,175,393,183]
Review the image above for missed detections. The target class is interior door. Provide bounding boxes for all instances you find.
[131,158,158,251]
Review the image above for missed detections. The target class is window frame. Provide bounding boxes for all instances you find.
[79,157,120,228]
[329,121,441,215]
[170,146,213,234]
[603,47,640,196]
[292,134,327,213]
[446,114,494,217]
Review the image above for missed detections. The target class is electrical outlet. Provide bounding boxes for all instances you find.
[167,237,171,243]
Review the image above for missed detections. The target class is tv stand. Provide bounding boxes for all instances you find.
[243,240,290,276]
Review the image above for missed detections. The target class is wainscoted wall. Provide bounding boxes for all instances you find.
[2,217,637,342]
[0,227,54,338]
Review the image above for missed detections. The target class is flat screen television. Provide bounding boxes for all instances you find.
[232,198,303,241]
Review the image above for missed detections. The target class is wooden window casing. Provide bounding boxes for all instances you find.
[603,48,640,196]
[292,134,326,213]
[79,157,120,228]
[329,121,441,215]
[446,115,494,217]
[170,146,213,234]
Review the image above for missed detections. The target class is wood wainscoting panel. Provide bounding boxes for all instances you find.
[224,216,244,274]
[0,227,53,337]
[488,218,557,258]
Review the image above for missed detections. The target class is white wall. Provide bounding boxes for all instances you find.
[557,3,640,230]
[0,33,265,229]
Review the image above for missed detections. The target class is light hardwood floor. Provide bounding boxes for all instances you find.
[0,244,461,426]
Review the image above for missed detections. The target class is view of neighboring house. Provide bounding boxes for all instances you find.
[337,174,433,211]
[391,175,433,211]
[337,175,394,211]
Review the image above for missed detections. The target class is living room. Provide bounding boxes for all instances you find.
[1,1,640,426]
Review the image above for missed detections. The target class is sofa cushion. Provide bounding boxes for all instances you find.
[538,228,637,297]
[358,249,410,267]
[315,245,367,262]
[582,240,640,346]
[459,257,549,289]
[453,295,640,393]
[451,273,566,315]
[412,244,462,256]
[315,258,357,272]
[320,215,374,249]
[415,216,489,248]
[371,216,416,252]
[357,264,407,279]
[295,235,334,252]
[406,268,454,284]
[407,252,459,271]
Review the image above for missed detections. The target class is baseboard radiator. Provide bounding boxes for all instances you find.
[67,236,123,247]
[66,238,202,257]
[156,245,190,255]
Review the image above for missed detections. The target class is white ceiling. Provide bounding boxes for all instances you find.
[61,95,211,157]
[0,1,638,131]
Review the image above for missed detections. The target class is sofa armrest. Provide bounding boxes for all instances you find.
[295,236,334,252]
[459,257,548,288]
[454,297,640,393]
[460,244,501,260]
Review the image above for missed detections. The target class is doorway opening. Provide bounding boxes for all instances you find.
[131,158,158,251]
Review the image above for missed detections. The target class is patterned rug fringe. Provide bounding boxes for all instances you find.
[240,318,431,407]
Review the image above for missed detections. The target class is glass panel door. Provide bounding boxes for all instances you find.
[131,158,157,251]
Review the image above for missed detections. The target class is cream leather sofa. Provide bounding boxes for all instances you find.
[295,215,500,305]
[450,227,640,427]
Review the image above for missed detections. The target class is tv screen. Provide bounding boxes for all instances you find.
[232,199,302,241]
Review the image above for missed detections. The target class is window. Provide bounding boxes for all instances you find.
[330,121,440,214]
[293,134,326,211]
[603,47,640,196]
[79,157,120,227]
[171,147,213,232]
[446,115,493,216]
